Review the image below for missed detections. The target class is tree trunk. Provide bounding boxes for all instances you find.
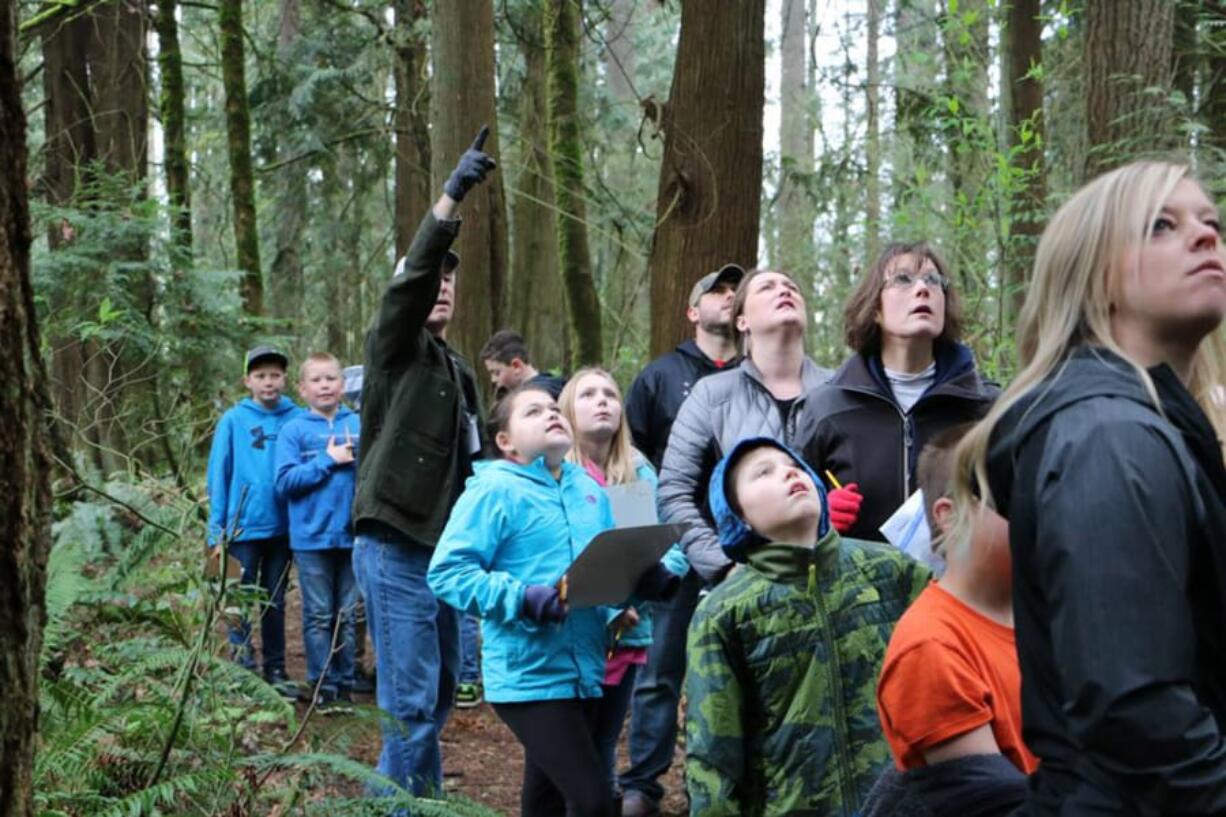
[509,4,567,372]
[0,3,55,811]
[646,0,766,358]
[269,0,304,328]
[865,0,881,259]
[393,0,431,258]
[430,0,509,365]
[1083,0,1176,177]
[155,0,192,260]
[1005,0,1046,324]
[546,0,602,366]
[220,0,263,316]
[777,0,814,292]
[892,0,939,216]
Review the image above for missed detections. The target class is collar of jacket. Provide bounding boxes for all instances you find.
[676,338,741,369]
[475,455,581,488]
[745,526,841,584]
[740,355,829,391]
[831,341,983,402]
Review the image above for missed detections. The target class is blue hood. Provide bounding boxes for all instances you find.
[206,396,303,544]
[428,457,618,703]
[708,437,829,563]
[274,406,361,550]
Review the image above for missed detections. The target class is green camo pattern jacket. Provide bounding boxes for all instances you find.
[685,531,930,817]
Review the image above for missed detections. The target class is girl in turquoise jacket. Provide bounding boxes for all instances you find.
[428,382,623,817]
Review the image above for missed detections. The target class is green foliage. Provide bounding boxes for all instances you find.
[34,479,500,816]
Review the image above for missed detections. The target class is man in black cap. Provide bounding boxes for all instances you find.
[351,127,495,797]
[619,262,744,816]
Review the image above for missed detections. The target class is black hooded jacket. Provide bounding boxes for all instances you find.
[987,347,1226,816]
[625,339,737,470]
[799,341,998,542]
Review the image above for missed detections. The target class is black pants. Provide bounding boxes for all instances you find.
[493,698,616,817]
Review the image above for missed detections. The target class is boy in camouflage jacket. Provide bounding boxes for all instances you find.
[686,438,929,817]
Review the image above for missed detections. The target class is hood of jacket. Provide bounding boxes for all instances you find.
[987,347,1177,516]
[832,340,988,404]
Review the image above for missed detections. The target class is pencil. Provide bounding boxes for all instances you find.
[824,469,843,491]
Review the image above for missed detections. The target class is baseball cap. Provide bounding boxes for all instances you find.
[245,345,288,373]
[391,249,461,279]
[688,263,746,308]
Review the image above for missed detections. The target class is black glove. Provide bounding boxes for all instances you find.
[634,564,681,602]
[522,584,567,624]
[443,125,497,202]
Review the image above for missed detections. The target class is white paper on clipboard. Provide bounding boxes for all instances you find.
[562,522,688,608]
[604,480,659,528]
[880,489,946,577]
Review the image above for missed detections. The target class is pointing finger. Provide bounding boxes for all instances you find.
[470,125,490,152]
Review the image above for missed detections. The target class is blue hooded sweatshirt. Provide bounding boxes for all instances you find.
[206,396,303,545]
[274,406,361,551]
[428,457,616,704]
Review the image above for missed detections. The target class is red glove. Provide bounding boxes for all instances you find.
[827,483,863,534]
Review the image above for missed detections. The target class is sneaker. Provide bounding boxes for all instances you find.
[455,682,482,709]
[317,688,354,715]
[264,668,300,700]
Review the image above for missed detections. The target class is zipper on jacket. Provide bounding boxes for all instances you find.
[902,414,914,495]
[557,475,585,698]
[811,562,858,811]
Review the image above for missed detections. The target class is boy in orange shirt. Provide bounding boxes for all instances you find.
[876,424,1038,777]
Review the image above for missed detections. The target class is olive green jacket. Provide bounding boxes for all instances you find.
[352,211,483,546]
[685,532,930,817]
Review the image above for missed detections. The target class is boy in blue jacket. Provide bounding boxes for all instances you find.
[275,352,361,707]
[206,346,303,693]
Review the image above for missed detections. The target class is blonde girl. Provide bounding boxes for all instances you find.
[558,368,687,803]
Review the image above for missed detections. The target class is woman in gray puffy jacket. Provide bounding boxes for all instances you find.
[658,268,856,585]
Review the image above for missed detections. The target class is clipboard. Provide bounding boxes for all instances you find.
[604,480,659,528]
[560,522,688,608]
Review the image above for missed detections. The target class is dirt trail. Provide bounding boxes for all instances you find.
[279,587,689,815]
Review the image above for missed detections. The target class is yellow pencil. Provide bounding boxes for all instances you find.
[824,469,843,491]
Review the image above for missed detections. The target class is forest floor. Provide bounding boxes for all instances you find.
[278,586,690,816]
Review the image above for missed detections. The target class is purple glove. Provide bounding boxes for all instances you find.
[522,584,567,624]
[634,564,681,602]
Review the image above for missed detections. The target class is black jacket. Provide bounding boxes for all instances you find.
[625,339,737,471]
[799,342,997,542]
[353,211,485,546]
[987,347,1226,816]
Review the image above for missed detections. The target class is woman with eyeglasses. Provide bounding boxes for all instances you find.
[799,243,998,544]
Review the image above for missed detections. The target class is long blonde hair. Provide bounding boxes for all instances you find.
[559,368,642,485]
[952,160,1226,540]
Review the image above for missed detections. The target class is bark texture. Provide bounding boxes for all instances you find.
[220,0,263,315]
[1083,0,1176,176]
[430,0,509,365]
[0,3,54,812]
[393,0,431,258]
[646,0,766,358]
[1005,0,1046,322]
[546,0,602,366]
[155,0,192,258]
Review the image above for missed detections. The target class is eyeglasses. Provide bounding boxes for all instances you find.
[884,270,950,291]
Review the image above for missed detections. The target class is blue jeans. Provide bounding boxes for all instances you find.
[619,571,702,803]
[227,537,292,676]
[296,548,357,695]
[460,615,481,685]
[595,664,639,796]
[353,528,460,796]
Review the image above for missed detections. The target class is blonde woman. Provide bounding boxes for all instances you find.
[559,368,688,804]
[955,161,1226,813]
